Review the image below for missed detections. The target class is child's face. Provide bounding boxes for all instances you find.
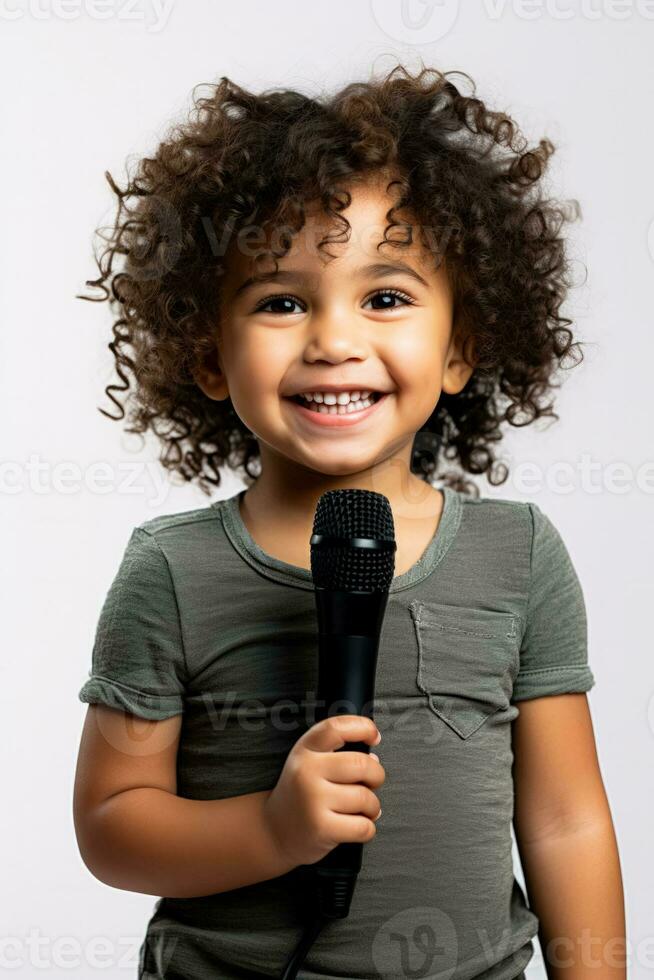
[195,172,474,483]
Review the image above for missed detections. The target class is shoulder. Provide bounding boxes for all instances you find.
[136,503,220,537]
[457,491,559,550]
[128,499,234,580]
[133,501,229,556]
[452,491,572,590]
[458,492,583,609]
[458,491,533,518]
[455,489,534,547]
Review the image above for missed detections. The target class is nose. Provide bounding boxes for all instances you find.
[302,310,369,364]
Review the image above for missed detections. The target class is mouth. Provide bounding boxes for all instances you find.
[284,391,388,428]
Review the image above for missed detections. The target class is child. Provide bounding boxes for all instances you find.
[73,63,626,980]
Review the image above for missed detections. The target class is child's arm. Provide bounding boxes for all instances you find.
[512,693,626,980]
[73,705,384,899]
[73,704,296,898]
[75,526,383,898]
[74,526,297,897]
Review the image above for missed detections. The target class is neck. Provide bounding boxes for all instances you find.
[242,439,441,526]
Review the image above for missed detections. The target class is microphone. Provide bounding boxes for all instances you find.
[298,488,396,920]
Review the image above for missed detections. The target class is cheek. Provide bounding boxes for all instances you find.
[223,332,292,431]
[229,331,287,392]
[386,334,445,395]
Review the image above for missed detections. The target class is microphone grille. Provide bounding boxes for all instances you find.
[310,488,396,591]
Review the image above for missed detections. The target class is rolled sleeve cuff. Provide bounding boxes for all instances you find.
[511,664,595,702]
[78,675,184,720]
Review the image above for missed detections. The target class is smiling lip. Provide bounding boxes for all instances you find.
[284,393,388,428]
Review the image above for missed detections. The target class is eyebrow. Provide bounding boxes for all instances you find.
[231,260,430,299]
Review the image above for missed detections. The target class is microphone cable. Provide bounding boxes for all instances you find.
[279,864,359,979]
[279,914,326,980]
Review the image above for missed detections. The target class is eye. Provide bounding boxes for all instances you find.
[363,288,415,311]
[252,288,416,315]
[253,293,304,315]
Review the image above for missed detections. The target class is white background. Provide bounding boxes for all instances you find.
[2,0,652,976]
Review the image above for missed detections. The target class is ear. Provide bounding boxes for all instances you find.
[442,327,476,396]
[192,344,230,401]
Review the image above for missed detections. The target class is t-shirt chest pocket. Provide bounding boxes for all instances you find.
[408,600,520,739]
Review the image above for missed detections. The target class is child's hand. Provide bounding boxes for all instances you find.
[262,714,385,867]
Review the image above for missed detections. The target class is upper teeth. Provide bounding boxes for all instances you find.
[298,390,373,404]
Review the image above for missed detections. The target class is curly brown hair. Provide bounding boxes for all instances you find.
[78,61,584,498]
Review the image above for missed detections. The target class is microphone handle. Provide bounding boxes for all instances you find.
[295,630,381,910]
[312,588,388,750]
[292,589,389,915]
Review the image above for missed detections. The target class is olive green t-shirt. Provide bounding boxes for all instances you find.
[78,486,595,980]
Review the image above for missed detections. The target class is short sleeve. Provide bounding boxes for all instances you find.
[78,527,187,720]
[511,504,596,702]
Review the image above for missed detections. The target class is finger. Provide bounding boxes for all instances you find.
[323,811,379,846]
[326,783,382,820]
[319,750,386,788]
[302,714,381,754]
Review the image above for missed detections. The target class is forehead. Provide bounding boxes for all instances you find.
[222,172,442,282]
